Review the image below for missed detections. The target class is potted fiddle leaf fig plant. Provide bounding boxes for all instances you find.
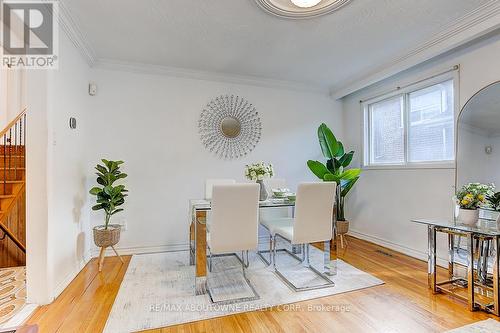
[89,159,128,270]
[307,123,361,247]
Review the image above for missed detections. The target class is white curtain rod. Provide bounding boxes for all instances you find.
[359,65,460,103]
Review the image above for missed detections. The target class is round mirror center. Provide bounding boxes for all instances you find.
[221,117,241,138]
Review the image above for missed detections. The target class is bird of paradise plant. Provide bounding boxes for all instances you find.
[307,123,361,221]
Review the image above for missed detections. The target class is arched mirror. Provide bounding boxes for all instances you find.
[456,81,500,220]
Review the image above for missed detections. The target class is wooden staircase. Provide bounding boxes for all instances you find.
[0,110,26,267]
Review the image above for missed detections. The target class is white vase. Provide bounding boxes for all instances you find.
[256,180,268,201]
[458,208,479,225]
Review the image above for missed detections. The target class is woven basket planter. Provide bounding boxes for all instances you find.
[93,224,121,247]
[336,220,349,235]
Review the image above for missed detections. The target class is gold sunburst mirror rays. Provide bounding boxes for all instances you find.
[199,95,262,160]
[255,0,352,19]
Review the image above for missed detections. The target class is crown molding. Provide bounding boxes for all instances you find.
[57,0,97,66]
[330,0,500,99]
[93,59,330,95]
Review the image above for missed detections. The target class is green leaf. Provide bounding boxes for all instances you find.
[341,177,359,197]
[96,177,106,186]
[104,186,113,196]
[92,204,105,211]
[339,151,354,168]
[317,123,339,159]
[89,187,102,195]
[335,141,345,157]
[326,159,336,174]
[323,173,340,183]
[340,168,361,181]
[111,208,124,216]
[307,160,330,180]
[95,165,107,174]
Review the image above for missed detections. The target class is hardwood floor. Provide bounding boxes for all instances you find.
[26,237,497,332]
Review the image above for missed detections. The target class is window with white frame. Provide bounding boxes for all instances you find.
[363,78,455,167]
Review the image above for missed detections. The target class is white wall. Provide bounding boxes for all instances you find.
[342,32,500,265]
[0,68,26,128]
[85,68,342,254]
[46,32,92,298]
[26,69,50,304]
[26,32,91,303]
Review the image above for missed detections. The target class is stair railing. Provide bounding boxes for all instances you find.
[1,108,26,195]
[0,109,27,254]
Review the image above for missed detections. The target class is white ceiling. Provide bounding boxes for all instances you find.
[63,0,496,94]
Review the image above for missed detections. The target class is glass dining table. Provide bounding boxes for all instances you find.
[189,198,339,295]
[411,218,500,315]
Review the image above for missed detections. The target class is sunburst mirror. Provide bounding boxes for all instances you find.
[199,95,262,160]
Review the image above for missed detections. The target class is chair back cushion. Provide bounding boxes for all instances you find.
[210,183,260,254]
[205,179,236,199]
[293,182,336,244]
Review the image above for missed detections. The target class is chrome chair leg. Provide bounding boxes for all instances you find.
[269,236,273,264]
[302,244,306,263]
[242,251,247,278]
[208,247,213,272]
[273,236,277,270]
[206,250,260,304]
[258,225,302,266]
[324,240,331,275]
[273,234,334,292]
[305,243,311,267]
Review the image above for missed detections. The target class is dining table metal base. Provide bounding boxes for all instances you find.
[417,219,500,316]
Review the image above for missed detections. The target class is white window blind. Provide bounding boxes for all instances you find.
[364,78,455,167]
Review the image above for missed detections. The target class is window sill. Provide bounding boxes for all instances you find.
[362,163,455,171]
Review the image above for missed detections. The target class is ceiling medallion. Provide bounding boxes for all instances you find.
[255,0,351,19]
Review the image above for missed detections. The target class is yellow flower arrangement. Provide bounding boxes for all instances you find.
[455,183,494,210]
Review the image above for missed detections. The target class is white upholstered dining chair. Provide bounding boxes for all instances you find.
[267,182,336,291]
[206,183,260,303]
[201,179,237,225]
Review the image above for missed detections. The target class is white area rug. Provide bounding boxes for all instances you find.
[104,248,383,333]
[445,319,500,332]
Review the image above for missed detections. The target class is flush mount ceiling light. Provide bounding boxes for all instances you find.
[255,0,351,19]
[290,0,322,8]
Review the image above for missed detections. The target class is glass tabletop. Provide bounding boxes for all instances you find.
[190,198,296,211]
[411,218,500,236]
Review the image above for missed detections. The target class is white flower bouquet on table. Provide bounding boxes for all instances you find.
[245,162,274,181]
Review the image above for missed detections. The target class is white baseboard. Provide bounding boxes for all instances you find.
[90,243,190,258]
[348,229,448,268]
